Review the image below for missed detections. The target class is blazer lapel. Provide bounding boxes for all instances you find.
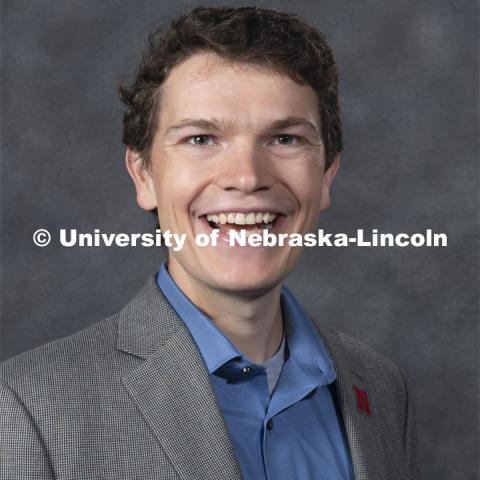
[117,275,243,480]
[316,325,387,480]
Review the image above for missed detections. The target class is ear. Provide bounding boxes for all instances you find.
[319,154,340,211]
[125,148,158,211]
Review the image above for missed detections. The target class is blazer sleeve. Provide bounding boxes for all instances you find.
[0,378,55,480]
[402,372,422,479]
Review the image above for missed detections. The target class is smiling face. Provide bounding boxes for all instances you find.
[127,52,339,300]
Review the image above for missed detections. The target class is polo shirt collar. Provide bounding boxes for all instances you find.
[157,261,241,373]
[281,287,337,386]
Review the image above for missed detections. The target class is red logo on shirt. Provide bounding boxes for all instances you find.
[353,386,371,416]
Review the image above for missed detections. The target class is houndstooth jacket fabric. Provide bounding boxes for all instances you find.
[0,275,421,479]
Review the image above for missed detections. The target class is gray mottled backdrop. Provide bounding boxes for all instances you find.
[1,0,478,477]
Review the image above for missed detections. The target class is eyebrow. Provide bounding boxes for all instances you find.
[164,116,321,137]
[268,117,320,135]
[165,118,226,136]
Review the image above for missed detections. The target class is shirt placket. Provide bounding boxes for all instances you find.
[261,353,321,480]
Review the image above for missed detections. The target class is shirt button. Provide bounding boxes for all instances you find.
[242,366,252,374]
[266,419,273,431]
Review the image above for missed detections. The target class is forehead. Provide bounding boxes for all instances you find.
[158,52,321,129]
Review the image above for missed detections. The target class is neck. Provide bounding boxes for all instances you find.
[168,260,284,364]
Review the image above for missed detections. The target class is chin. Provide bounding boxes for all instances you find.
[204,261,287,296]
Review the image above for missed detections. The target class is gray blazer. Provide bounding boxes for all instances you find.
[0,275,420,479]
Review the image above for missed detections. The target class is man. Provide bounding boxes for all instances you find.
[0,6,420,479]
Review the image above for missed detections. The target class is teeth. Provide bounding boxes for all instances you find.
[206,212,278,225]
[235,213,246,225]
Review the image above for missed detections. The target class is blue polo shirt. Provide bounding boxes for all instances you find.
[157,262,353,479]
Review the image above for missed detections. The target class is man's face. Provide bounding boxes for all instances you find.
[128,52,338,297]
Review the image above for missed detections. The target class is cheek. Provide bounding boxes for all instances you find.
[290,168,325,211]
[152,162,205,220]
[284,151,325,199]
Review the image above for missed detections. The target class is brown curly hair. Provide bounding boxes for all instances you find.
[119,5,342,171]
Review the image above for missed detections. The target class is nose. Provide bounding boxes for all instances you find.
[215,140,274,193]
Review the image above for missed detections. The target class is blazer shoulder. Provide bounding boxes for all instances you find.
[0,314,122,391]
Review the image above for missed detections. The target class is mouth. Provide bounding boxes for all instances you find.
[200,211,283,240]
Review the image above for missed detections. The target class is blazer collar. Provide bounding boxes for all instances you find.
[117,274,186,358]
[117,274,243,480]
[315,323,387,480]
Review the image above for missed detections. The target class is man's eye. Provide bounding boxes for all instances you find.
[185,135,215,146]
[272,135,303,146]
